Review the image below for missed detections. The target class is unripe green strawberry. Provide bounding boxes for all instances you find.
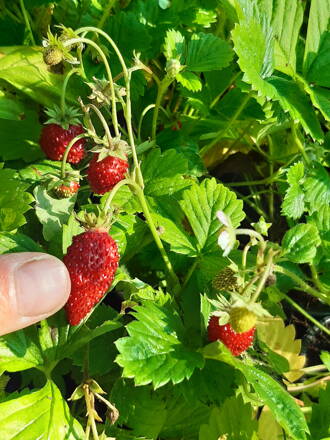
[43,45,64,66]
[229,307,257,333]
[212,267,237,291]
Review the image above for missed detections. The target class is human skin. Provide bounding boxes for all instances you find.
[0,252,71,336]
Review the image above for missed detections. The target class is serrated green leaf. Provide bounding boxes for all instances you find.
[150,179,244,256]
[308,205,330,250]
[142,148,192,196]
[282,184,305,220]
[199,395,258,440]
[0,380,84,439]
[0,328,43,375]
[115,302,204,388]
[176,71,202,92]
[306,32,330,88]
[282,223,321,263]
[307,86,330,121]
[0,169,34,232]
[266,76,323,142]
[232,5,323,141]
[203,345,309,440]
[0,232,42,254]
[308,383,330,440]
[271,0,304,75]
[287,162,305,185]
[186,33,233,72]
[163,29,185,61]
[320,351,330,372]
[237,362,309,440]
[34,185,75,242]
[180,178,245,254]
[304,162,330,214]
[304,0,330,75]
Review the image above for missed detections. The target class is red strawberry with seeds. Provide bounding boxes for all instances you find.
[40,123,86,164]
[64,228,119,325]
[87,153,128,195]
[208,316,255,356]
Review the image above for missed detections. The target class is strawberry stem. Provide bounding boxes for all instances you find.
[103,178,131,212]
[250,249,274,303]
[63,36,119,136]
[61,133,90,178]
[152,76,173,140]
[274,265,329,304]
[60,68,78,118]
[282,292,330,336]
[85,104,113,147]
[138,103,169,143]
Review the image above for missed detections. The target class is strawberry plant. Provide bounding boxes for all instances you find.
[0,0,329,439]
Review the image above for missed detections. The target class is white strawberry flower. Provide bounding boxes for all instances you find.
[217,211,236,256]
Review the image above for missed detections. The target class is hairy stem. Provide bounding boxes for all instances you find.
[281,292,330,336]
[61,133,90,178]
[63,37,119,136]
[152,77,172,140]
[60,69,78,116]
[135,186,180,290]
[274,265,329,305]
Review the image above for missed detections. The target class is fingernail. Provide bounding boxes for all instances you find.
[15,256,70,317]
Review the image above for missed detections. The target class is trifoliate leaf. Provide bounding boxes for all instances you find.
[199,395,258,440]
[257,318,306,382]
[0,169,34,232]
[163,29,185,61]
[115,302,204,388]
[282,223,321,263]
[186,33,233,72]
[0,380,84,439]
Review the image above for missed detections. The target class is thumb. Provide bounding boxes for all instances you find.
[0,252,71,336]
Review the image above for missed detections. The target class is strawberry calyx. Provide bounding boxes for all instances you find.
[46,171,80,199]
[42,27,79,66]
[76,210,113,232]
[44,104,82,130]
[90,136,129,162]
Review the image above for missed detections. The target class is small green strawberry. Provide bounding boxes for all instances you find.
[43,45,64,66]
[229,307,257,333]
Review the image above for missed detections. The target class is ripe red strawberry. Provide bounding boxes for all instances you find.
[87,153,128,195]
[64,228,119,325]
[208,316,255,356]
[53,180,80,198]
[40,124,86,163]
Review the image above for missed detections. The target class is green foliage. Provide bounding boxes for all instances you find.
[0,169,34,232]
[115,301,204,388]
[0,1,328,438]
[199,395,258,439]
[0,380,84,439]
[282,223,321,263]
